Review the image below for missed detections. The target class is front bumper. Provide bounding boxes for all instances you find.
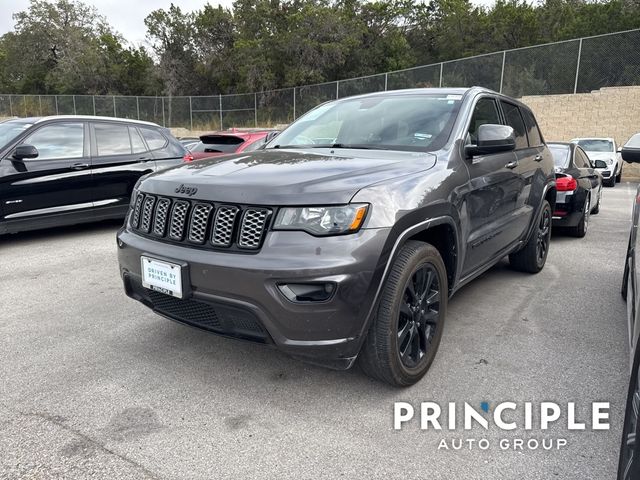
[117,227,391,369]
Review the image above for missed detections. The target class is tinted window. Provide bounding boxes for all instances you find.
[468,98,501,144]
[191,141,242,154]
[0,121,32,148]
[625,134,640,148]
[500,101,528,149]
[575,139,613,152]
[95,123,132,156]
[549,145,570,168]
[141,128,167,150]
[23,123,84,160]
[130,127,147,154]
[243,137,267,152]
[270,94,463,152]
[522,108,542,146]
[575,148,591,168]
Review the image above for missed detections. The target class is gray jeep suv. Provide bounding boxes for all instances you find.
[117,87,556,387]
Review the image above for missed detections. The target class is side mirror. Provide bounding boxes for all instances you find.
[617,147,622,153]
[465,124,516,157]
[594,159,607,169]
[13,144,39,160]
[621,147,640,163]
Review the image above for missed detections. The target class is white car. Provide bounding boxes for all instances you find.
[571,137,622,187]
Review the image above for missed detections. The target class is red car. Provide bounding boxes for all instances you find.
[183,130,278,162]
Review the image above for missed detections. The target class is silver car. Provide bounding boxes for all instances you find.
[571,137,622,187]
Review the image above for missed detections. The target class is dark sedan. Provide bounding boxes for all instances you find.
[548,142,603,237]
[619,137,640,479]
[0,115,185,235]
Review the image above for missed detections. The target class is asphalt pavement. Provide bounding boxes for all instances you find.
[0,183,636,479]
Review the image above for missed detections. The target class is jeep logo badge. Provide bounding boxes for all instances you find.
[175,184,198,196]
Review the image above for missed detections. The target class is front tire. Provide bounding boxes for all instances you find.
[359,241,447,387]
[509,200,552,273]
[617,166,622,183]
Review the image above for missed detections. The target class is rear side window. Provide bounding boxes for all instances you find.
[500,101,528,149]
[95,123,132,156]
[522,109,543,147]
[243,137,267,152]
[23,123,84,160]
[141,128,168,150]
[574,148,591,168]
[549,145,570,168]
[468,98,501,144]
[130,127,147,154]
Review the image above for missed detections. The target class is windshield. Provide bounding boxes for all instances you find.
[268,94,463,152]
[549,145,570,168]
[575,139,613,152]
[0,121,32,148]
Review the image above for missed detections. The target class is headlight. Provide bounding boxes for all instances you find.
[608,158,615,165]
[273,204,368,236]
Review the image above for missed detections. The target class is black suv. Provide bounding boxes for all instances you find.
[117,88,555,386]
[0,116,184,234]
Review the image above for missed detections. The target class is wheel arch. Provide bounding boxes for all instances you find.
[406,222,458,295]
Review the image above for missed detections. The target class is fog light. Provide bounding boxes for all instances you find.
[278,283,336,303]
[117,238,124,248]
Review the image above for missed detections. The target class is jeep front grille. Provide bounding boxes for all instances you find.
[152,198,171,237]
[169,201,190,240]
[238,208,270,249]
[131,193,144,229]
[130,193,271,251]
[212,206,238,247]
[188,204,213,244]
[140,196,156,233]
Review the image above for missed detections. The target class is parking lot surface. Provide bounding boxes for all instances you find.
[1,184,636,479]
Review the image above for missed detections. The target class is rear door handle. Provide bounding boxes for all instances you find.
[70,163,89,170]
[505,161,518,169]
[138,157,152,162]
[534,154,543,162]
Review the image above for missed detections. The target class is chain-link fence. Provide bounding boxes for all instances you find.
[0,28,638,130]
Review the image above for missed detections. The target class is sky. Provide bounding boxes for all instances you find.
[0,0,495,46]
[0,0,234,46]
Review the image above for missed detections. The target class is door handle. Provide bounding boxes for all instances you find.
[505,161,518,169]
[70,163,89,170]
[534,154,543,162]
[138,157,151,162]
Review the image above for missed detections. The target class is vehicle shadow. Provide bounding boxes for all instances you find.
[125,256,534,399]
[0,219,124,246]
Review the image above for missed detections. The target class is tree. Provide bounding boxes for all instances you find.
[145,4,200,97]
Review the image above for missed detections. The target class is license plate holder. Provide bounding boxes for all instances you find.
[141,255,189,299]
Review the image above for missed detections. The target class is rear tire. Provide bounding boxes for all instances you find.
[591,191,600,214]
[570,195,590,238]
[359,241,448,387]
[509,200,551,273]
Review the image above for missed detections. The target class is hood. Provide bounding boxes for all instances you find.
[584,151,616,163]
[140,148,437,205]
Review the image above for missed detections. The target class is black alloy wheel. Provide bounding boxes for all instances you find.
[397,264,441,368]
[358,241,448,387]
[509,200,552,273]
[536,203,552,263]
